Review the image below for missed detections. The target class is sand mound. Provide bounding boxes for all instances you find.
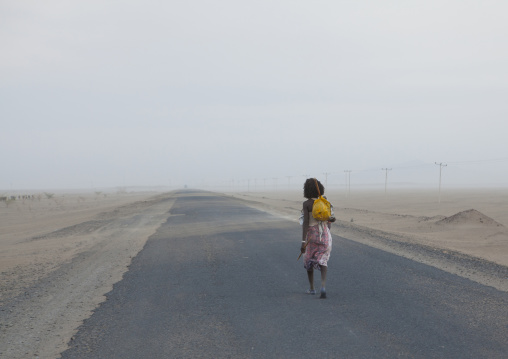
[437,209,503,227]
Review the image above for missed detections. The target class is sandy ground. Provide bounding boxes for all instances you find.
[0,191,175,359]
[1,188,507,358]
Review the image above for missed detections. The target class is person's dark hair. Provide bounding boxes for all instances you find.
[303,178,324,199]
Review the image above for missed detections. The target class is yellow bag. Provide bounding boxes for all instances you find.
[312,179,331,221]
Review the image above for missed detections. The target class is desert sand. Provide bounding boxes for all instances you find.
[0,191,175,358]
[1,188,507,358]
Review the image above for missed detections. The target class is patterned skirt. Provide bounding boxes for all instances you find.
[304,224,332,271]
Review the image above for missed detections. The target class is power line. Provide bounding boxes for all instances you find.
[393,164,435,170]
[447,157,508,165]
[216,156,508,192]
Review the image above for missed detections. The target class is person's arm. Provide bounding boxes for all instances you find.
[301,200,311,252]
[327,202,335,229]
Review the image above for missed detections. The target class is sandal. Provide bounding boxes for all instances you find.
[320,288,326,299]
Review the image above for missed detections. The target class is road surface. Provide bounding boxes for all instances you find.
[61,190,508,358]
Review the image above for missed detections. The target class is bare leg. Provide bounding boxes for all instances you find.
[320,265,327,288]
[320,265,327,298]
[307,268,314,291]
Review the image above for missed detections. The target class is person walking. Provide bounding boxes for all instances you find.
[300,178,335,299]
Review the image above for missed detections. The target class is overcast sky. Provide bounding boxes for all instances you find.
[1,0,507,191]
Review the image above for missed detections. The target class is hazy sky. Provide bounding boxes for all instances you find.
[1,0,507,190]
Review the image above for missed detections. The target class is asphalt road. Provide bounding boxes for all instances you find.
[61,190,508,359]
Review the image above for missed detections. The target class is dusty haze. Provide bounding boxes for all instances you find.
[1,0,508,191]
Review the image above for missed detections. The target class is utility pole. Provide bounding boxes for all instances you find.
[286,176,292,189]
[273,178,278,191]
[435,162,447,203]
[344,170,352,197]
[323,172,331,188]
[381,168,392,195]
